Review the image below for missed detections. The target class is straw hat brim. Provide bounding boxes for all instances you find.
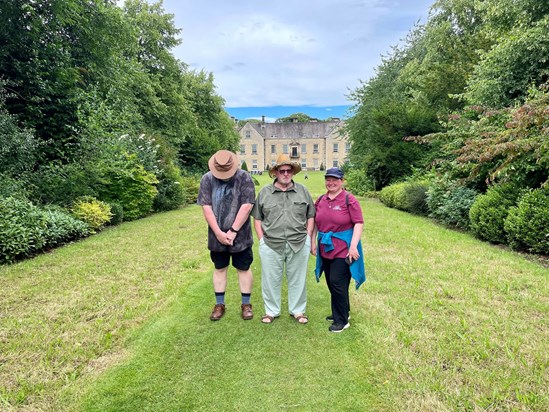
[268,161,302,178]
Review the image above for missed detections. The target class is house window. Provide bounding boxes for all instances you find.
[245,131,251,139]
[333,160,339,167]
[301,159,307,168]
[282,144,288,154]
[345,142,351,153]
[271,144,276,154]
[240,145,245,155]
[333,143,339,153]
[252,160,257,169]
[313,144,319,154]
[291,146,298,157]
[314,158,319,167]
[252,144,257,155]
[301,144,306,153]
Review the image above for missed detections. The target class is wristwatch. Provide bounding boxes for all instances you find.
[229,227,239,233]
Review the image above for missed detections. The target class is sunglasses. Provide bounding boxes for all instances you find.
[278,169,293,174]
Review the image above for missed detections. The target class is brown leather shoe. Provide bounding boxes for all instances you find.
[210,303,225,321]
[241,303,253,320]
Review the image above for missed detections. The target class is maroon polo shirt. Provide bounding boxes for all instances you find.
[314,190,364,259]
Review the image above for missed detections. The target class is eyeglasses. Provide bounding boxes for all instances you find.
[278,169,293,175]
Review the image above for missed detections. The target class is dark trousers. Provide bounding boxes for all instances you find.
[322,257,351,324]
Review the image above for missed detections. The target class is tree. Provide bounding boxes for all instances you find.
[464,17,549,107]
[347,0,549,189]
[178,70,240,172]
[0,82,37,177]
[409,86,549,190]
[0,0,88,162]
[347,36,439,188]
[275,113,316,123]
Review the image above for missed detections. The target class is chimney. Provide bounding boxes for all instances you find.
[262,115,265,123]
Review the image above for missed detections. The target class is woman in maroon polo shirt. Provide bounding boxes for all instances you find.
[312,167,364,333]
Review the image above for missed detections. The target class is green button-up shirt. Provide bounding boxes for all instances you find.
[252,181,315,254]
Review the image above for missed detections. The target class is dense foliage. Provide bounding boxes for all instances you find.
[70,197,113,231]
[0,197,89,263]
[348,0,548,254]
[469,184,522,244]
[0,0,238,190]
[505,187,549,254]
[0,0,240,262]
[348,0,549,189]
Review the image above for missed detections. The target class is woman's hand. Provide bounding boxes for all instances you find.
[347,245,360,262]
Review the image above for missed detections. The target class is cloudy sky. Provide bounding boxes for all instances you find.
[145,0,434,117]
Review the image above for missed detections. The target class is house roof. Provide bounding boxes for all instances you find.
[246,121,344,139]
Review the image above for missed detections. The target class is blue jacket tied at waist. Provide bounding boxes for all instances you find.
[315,229,366,290]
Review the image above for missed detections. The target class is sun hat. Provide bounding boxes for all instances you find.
[325,167,344,179]
[208,150,239,180]
[268,154,302,178]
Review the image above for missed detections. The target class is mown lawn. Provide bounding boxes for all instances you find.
[1,172,547,411]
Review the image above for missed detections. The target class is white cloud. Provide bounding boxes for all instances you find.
[157,0,433,107]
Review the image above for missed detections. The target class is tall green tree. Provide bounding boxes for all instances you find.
[347,32,439,189]
[0,0,86,162]
[178,70,240,172]
[347,0,549,189]
[465,16,549,107]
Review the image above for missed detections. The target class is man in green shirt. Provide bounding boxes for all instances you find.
[252,154,315,324]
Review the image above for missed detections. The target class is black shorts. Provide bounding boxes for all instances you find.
[210,247,253,271]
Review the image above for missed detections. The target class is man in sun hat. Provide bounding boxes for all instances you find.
[252,154,315,325]
[197,150,256,321]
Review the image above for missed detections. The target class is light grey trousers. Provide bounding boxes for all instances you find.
[258,236,311,317]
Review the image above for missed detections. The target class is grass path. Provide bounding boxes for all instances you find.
[1,172,548,411]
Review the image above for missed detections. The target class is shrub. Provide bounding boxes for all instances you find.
[378,181,429,215]
[29,162,98,206]
[379,183,407,210]
[0,173,33,200]
[0,197,46,263]
[378,185,393,207]
[180,176,200,204]
[108,202,124,225]
[71,197,112,231]
[469,183,522,243]
[153,164,187,212]
[404,181,430,215]
[42,207,90,248]
[0,98,38,176]
[0,198,92,263]
[346,169,374,196]
[427,179,478,229]
[97,154,158,220]
[504,187,549,254]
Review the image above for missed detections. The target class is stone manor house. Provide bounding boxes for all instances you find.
[236,116,350,172]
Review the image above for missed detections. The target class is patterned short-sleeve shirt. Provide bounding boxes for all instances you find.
[197,169,256,252]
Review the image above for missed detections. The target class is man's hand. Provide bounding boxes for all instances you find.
[226,230,237,245]
[215,231,234,246]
